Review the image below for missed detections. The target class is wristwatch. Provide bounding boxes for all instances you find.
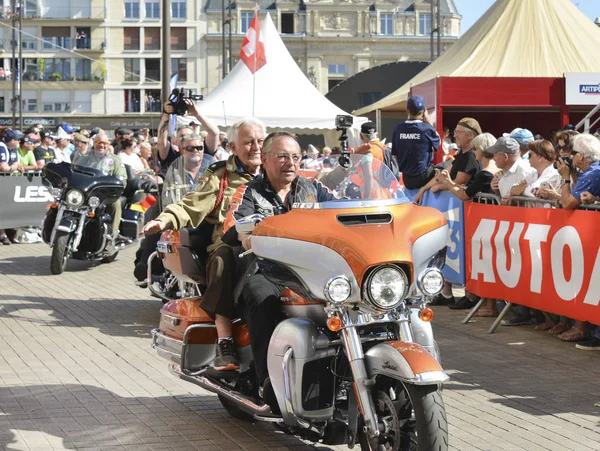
[563,179,571,184]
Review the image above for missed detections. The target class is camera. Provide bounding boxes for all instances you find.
[169,88,204,116]
[335,115,353,129]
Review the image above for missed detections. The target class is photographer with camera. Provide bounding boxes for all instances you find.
[156,93,220,175]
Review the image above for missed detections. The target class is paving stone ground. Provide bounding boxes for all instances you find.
[0,243,599,451]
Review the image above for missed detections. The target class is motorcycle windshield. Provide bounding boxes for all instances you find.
[293,154,408,207]
[160,154,215,209]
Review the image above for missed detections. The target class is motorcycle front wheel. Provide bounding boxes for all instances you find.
[50,231,71,275]
[359,383,448,451]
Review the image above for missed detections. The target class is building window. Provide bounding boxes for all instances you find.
[125,89,141,113]
[358,92,382,108]
[0,95,4,112]
[171,58,187,82]
[23,58,39,80]
[241,12,253,33]
[124,28,140,50]
[380,13,393,35]
[43,58,71,81]
[73,91,92,113]
[328,64,347,76]
[41,91,70,112]
[145,0,159,19]
[41,27,71,50]
[419,13,431,35]
[124,58,140,81]
[125,0,140,18]
[170,28,186,51]
[75,59,92,80]
[328,79,343,91]
[172,0,186,19]
[145,89,161,112]
[144,28,160,50]
[145,59,160,82]
[281,13,294,34]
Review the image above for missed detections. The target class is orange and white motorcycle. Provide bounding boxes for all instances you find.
[152,154,449,450]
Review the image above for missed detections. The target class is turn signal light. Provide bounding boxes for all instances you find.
[419,307,434,322]
[51,202,58,209]
[89,212,95,218]
[327,315,343,332]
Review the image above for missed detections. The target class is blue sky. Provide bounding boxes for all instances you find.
[454,0,598,34]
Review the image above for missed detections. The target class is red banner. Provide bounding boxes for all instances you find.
[465,203,600,325]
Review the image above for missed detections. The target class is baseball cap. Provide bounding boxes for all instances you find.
[457,117,482,135]
[487,136,520,155]
[59,122,76,134]
[73,133,89,144]
[505,128,534,145]
[27,132,41,141]
[21,135,36,144]
[407,95,425,115]
[360,122,376,134]
[5,129,24,141]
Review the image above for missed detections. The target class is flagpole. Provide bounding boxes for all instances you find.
[252,3,258,117]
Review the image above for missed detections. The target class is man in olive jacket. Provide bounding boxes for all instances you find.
[141,118,265,372]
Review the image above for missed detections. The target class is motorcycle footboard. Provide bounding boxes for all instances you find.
[364,341,449,385]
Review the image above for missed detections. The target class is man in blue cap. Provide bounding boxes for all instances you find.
[391,95,440,189]
[0,129,24,173]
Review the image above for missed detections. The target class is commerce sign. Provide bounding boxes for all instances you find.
[565,72,600,105]
[465,203,600,324]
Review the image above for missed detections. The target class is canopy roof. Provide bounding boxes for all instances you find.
[354,0,600,115]
[196,13,365,134]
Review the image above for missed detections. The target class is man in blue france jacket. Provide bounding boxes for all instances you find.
[392,95,440,190]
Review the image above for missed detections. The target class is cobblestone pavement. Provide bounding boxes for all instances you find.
[0,243,599,451]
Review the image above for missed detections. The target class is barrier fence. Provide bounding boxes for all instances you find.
[465,194,600,326]
[0,172,51,229]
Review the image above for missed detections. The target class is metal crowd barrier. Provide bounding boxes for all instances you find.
[0,171,49,229]
[508,195,560,209]
[471,192,502,205]
[577,203,600,211]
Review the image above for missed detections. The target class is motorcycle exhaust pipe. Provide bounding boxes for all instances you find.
[172,364,274,419]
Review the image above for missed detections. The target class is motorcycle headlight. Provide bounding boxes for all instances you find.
[363,265,408,311]
[66,189,84,208]
[417,268,444,296]
[88,196,100,208]
[324,276,352,304]
[50,188,62,200]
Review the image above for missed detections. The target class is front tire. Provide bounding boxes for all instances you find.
[358,383,447,451]
[50,231,70,275]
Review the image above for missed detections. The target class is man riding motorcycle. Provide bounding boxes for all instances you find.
[77,132,128,243]
[222,132,335,410]
[141,117,266,371]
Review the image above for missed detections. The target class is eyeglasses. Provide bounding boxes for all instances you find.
[185,145,204,152]
[275,153,302,163]
[96,141,110,146]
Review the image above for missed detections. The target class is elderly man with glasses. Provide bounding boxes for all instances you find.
[77,132,129,244]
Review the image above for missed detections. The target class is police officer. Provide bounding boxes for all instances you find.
[78,132,128,241]
[392,95,440,189]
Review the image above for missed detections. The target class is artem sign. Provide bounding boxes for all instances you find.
[465,203,599,324]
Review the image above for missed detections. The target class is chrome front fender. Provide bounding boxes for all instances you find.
[364,341,449,385]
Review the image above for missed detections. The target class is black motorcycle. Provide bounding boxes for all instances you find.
[41,162,155,274]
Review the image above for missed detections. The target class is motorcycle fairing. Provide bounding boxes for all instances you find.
[252,202,446,287]
[364,341,449,385]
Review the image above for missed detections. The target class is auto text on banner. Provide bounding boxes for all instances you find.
[0,173,52,229]
[404,188,465,285]
[465,202,600,325]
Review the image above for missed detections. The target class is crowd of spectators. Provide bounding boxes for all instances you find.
[389,96,600,351]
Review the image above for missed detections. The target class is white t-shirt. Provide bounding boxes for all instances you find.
[54,147,71,164]
[120,152,145,172]
[523,164,562,197]
[498,158,538,198]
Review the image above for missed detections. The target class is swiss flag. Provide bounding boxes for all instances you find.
[239,14,267,74]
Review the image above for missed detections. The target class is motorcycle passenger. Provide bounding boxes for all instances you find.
[222,132,336,410]
[77,132,128,242]
[141,118,266,371]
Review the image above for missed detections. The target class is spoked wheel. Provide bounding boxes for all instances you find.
[359,383,448,451]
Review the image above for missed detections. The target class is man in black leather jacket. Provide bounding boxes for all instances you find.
[222,131,335,410]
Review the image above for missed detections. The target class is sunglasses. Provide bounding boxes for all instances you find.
[570,150,580,156]
[185,145,204,152]
[96,141,110,146]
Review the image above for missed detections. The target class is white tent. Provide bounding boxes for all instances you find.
[354,0,600,115]
[193,13,366,141]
